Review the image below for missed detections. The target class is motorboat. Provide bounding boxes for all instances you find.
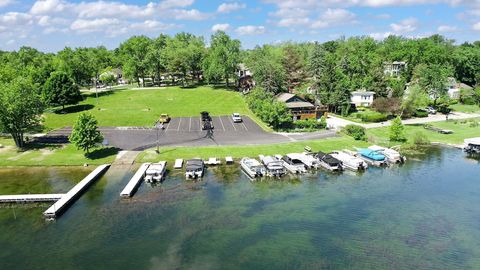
[357,148,387,166]
[330,151,368,171]
[240,157,266,179]
[314,151,342,171]
[280,154,307,174]
[185,159,205,179]
[144,161,167,183]
[464,138,480,154]
[368,145,405,164]
[298,153,320,169]
[259,155,286,177]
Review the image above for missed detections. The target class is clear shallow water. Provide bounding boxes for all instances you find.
[0,148,479,270]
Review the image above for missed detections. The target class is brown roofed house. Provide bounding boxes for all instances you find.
[276,93,320,121]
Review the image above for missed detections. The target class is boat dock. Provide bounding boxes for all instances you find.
[120,163,150,198]
[43,164,111,219]
[0,194,64,203]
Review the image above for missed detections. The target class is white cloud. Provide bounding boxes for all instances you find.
[217,2,246,13]
[70,18,120,33]
[235,25,266,35]
[128,20,177,31]
[0,0,14,8]
[376,13,391,19]
[369,31,394,40]
[311,8,356,29]
[30,0,68,15]
[437,25,458,32]
[473,22,480,31]
[390,18,419,33]
[0,12,33,26]
[211,23,230,32]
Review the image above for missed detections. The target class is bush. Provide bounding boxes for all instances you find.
[294,118,326,130]
[359,111,388,122]
[389,116,406,142]
[343,124,366,141]
[414,109,428,118]
[470,121,479,128]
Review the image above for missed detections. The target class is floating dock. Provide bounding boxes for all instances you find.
[174,159,184,169]
[43,164,110,219]
[120,163,150,198]
[0,194,64,203]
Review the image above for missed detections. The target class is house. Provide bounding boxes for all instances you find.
[276,93,319,121]
[351,89,375,107]
[384,61,407,77]
[447,77,473,99]
[237,63,255,93]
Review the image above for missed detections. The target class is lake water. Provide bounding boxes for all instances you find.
[0,148,479,270]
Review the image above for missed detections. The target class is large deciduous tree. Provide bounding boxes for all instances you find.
[119,36,152,87]
[43,71,82,110]
[245,45,286,94]
[0,78,44,148]
[69,113,103,155]
[202,31,241,87]
[413,63,452,104]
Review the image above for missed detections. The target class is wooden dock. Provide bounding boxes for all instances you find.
[0,194,64,203]
[120,163,150,198]
[43,164,110,219]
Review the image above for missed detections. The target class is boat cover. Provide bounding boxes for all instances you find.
[359,149,385,161]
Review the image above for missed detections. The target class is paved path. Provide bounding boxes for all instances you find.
[47,116,338,150]
[326,112,480,130]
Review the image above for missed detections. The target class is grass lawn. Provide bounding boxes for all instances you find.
[0,137,118,166]
[451,104,480,113]
[367,118,480,145]
[137,136,370,164]
[44,86,270,131]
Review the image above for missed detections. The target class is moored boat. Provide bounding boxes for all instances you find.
[357,148,387,167]
[259,155,286,177]
[330,151,368,171]
[144,161,167,183]
[368,145,405,164]
[314,151,342,171]
[185,159,205,179]
[298,153,320,169]
[240,157,266,179]
[464,138,480,154]
[280,154,307,174]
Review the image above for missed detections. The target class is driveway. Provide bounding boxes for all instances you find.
[48,116,337,150]
[326,112,480,130]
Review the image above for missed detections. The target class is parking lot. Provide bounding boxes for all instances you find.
[162,115,260,133]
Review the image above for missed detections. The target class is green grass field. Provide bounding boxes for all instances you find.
[450,104,480,113]
[138,136,370,164]
[44,86,268,130]
[368,118,480,145]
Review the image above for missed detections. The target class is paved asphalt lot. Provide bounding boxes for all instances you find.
[48,116,337,150]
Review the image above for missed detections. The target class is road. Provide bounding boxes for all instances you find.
[326,112,480,130]
[47,116,337,150]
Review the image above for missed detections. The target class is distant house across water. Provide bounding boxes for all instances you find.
[351,89,375,107]
[276,93,321,121]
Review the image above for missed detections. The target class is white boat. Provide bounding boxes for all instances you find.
[314,152,342,171]
[280,154,307,174]
[144,161,167,183]
[185,159,205,179]
[298,153,320,169]
[464,138,480,154]
[240,157,266,179]
[368,145,405,164]
[259,155,286,177]
[330,151,368,171]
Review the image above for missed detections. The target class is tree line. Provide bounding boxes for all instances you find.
[1,32,480,146]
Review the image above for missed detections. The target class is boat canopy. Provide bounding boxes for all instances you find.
[465,138,480,145]
[316,151,341,166]
[186,159,204,170]
[359,149,385,161]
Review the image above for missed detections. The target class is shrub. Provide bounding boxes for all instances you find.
[414,109,428,118]
[389,116,406,142]
[412,131,430,146]
[470,121,479,128]
[294,118,326,130]
[359,111,388,122]
[343,124,366,141]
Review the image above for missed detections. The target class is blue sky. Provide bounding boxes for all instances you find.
[1,0,479,52]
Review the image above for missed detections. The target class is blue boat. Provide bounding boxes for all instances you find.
[358,149,385,161]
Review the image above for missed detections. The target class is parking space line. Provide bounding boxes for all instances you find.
[189,117,192,132]
[177,118,182,131]
[219,116,226,131]
[229,117,237,131]
[165,120,171,131]
[242,121,249,131]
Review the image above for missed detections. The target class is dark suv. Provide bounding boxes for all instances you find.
[201,111,214,130]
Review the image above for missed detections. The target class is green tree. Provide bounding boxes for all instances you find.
[69,113,104,155]
[413,63,452,104]
[281,44,306,91]
[246,45,286,94]
[165,33,205,86]
[402,84,430,117]
[0,78,44,148]
[43,71,82,110]
[146,34,168,85]
[389,116,406,142]
[203,31,241,87]
[99,69,116,88]
[119,36,152,87]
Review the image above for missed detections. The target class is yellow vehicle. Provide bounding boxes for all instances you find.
[159,114,171,124]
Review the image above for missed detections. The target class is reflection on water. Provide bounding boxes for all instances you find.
[0,148,480,270]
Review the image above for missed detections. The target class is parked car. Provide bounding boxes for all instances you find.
[201,111,214,130]
[232,113,242,123]
[426,106,437,114]
[158,114,171,123]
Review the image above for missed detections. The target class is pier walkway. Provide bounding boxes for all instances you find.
[0,194,64,203]
[43,164,110,219]
[120,163,150,198]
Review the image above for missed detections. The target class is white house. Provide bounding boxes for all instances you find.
[384,61,407,77]
[351,89,375,107]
